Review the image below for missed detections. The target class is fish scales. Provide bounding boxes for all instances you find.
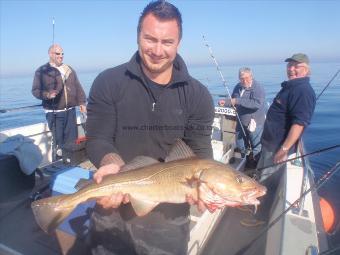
[31,141,266,234]
[76,160,197,204]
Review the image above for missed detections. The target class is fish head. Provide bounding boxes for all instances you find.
[196,161,266,209]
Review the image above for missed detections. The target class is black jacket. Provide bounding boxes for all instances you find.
[86,52,214,167]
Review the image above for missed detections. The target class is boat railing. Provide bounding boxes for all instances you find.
[296,140,309,216]
[288,139,316,217]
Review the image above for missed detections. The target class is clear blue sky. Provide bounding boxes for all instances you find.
[1,0,339,76]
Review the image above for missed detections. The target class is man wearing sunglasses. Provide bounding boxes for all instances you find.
[32,44,87,160]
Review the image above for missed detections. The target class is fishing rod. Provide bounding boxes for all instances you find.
[0,104,42,113]
[51,17,57,161]
[202,35,253,155]
[235,160,340,255]
[316,69,340,101]
[202,36,233,99]
[319,245,340,255]
[251,144,340,178]
[211,93,226,98]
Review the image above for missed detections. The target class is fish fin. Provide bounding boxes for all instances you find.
[75,178,94,190]
[31,194,77,233]
[129,197,159,216]
[180,176,199,189]
[165,139,196,162]
[121,156,160,172]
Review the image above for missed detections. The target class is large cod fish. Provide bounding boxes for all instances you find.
[32,140,266,233]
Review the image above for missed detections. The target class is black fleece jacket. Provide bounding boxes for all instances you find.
[86,52,214,168]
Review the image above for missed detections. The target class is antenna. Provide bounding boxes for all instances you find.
[52,17,55,45]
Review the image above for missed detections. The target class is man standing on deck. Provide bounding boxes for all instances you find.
[242,53,316,226]
[259,53,316,178]
[218,67,266,168]
[85,1,214,254]
[32,44,87,159]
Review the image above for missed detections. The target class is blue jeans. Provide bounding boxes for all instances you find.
[236,124,263,157]
[46,108,78,149]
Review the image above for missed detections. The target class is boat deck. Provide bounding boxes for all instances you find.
[0,198,60,255]
[0,160,94,255]
[201,205,268,255]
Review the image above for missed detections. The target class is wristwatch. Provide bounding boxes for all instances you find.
[281,145,289,152]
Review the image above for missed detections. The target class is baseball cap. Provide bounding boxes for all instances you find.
[285,53,309,64]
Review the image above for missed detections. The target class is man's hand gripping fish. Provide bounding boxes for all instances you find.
[31,140,266,233]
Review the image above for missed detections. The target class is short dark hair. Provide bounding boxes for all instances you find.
[137,0,182,40]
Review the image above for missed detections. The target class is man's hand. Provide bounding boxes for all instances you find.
[48,90,58,99]
[218,99,225,107]
[94,163,130,209]
[230,98,237,107]
[274,148,288,164]
[218,98,235,107]
[274,124,304,164]
[79,104,87,113]
[186,194,207,213]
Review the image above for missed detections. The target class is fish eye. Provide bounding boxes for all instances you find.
[235,175,244,183]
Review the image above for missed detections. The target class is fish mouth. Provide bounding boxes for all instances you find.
[239,187,267,205]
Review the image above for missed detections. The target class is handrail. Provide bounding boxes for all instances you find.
[297,140,308,216]
[0,104,42,113]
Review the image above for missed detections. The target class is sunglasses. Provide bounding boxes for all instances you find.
[55,52,64,56]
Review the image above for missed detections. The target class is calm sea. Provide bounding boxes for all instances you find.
[1,62,340,244]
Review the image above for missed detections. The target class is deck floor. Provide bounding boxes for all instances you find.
[201,206,268,255]
[0,186,60,255]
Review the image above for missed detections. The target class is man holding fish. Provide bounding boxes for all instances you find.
[30,1,266,254]
[85,1,214,253]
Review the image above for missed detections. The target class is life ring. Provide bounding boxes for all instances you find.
[320,197,336,234]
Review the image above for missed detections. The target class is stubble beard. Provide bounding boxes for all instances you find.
[139,49,174,78]
[143,59,172,75]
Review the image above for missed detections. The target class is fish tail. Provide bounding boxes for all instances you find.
[31,194,77,233]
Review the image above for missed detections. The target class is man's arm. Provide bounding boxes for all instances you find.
[86,72,129,208]
[274,124,304,163]
[71,68,87,108]
[183,85,214,158]
[235,82,265,110]
[32,69,51,100]
[274,82,316,163]
[32,67,63,100]
[219,85,239,107]
[86,72,122,168]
